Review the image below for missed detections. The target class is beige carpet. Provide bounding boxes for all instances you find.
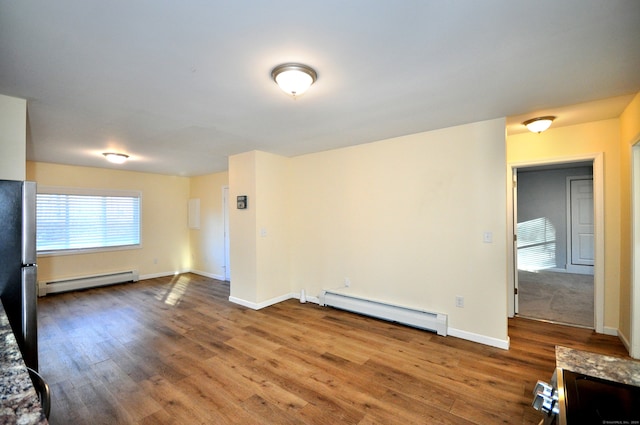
[517,270,594,328]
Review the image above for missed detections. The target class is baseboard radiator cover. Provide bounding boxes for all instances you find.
[322,290,447,336]
[39,270,139,296]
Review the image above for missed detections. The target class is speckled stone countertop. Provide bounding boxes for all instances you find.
[0,303,48,424]
[556,345,640,386]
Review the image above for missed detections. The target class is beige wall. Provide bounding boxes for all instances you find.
[507,119,621,331]
[255,152,291,302]
[621,92,640,146]
[290,118,508,344]
[0,94,26,180]
[230,118,509,346]
[27,161,191,282]
[619,92,640,346]
[189,171,229,279]
[228,151,258,303]
[228,151,292,306]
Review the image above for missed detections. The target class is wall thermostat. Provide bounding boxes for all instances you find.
[237,195,247,209]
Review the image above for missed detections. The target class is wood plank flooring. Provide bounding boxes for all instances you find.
[37,273,630,424]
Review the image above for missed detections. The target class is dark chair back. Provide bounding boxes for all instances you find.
[27,367,51,420]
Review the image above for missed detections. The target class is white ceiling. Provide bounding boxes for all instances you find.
[1,1,639,176]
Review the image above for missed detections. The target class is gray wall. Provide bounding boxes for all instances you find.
[517,166,592,270]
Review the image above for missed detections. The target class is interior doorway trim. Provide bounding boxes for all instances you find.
[632,144,640,358]
[507,153,604,334]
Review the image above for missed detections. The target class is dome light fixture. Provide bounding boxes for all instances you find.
[103,152,129,164]
[271,63,317,97]
[523,116,556,133]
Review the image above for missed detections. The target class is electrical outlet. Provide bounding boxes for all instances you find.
[455,296,464,308]
[344,277,351,287]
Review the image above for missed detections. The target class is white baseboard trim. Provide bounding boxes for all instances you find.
[301,295,321,305]
[229,292,322,310]
[140,269,226,282]
[618,329,631,353]
[603,326,618,336]
[190,269,226,281]
[228,296,258,309]
[447,327,510,350]
[139,270,189,281]
[229,292,295,310]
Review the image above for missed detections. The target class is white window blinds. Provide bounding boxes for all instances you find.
[36,186,141,254]
[516,217,556,270]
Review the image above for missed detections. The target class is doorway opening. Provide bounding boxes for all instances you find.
[507,154,605,333]
[515,163,593,327]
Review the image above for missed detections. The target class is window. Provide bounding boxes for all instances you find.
[36,186,141,254]
[517,217,556,271]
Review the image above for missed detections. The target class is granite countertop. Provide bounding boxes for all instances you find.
[0,303,48,425]
[556,345,640,386]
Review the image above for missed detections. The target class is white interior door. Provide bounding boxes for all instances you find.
[568,177,594,274]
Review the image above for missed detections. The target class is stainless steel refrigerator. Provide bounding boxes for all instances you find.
[0,179,38,371]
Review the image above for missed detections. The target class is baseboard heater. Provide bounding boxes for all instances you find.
[39,270,139,296]
[321,290,448,336]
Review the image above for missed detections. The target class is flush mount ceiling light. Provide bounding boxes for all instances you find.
[102,152,129,164]
[271,63,317,97]
[522,116,556,133]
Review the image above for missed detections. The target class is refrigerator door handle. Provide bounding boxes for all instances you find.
[21,265,39,371]
[22,181,37,266]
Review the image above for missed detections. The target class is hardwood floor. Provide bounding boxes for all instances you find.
[37,273,629,425]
